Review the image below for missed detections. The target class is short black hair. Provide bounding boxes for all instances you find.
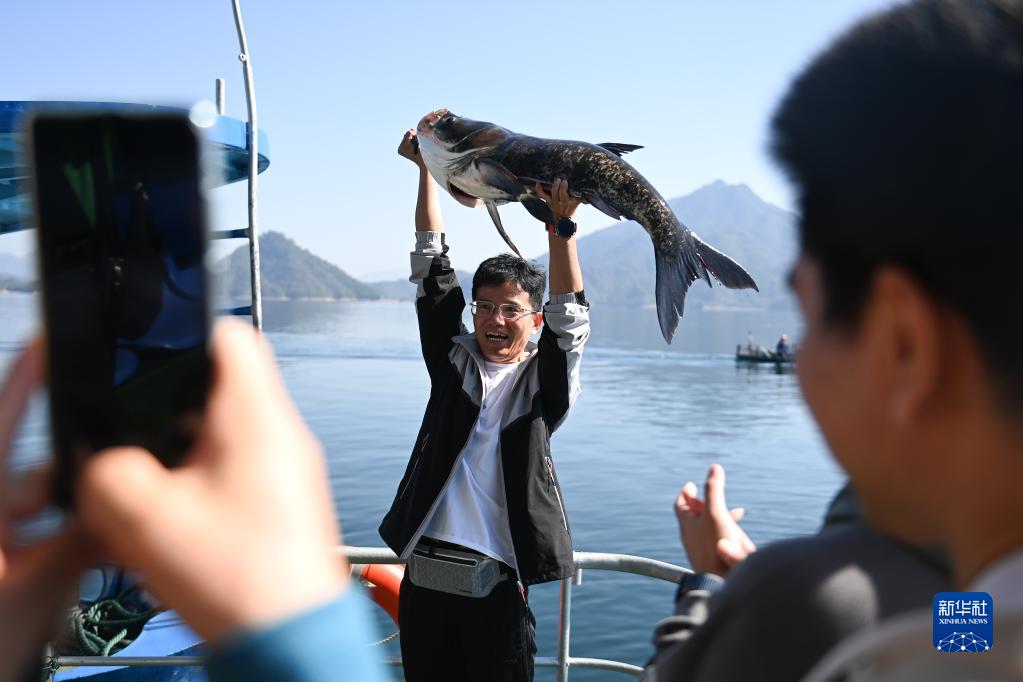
[472,254,546,311]
[771,0,1023,406]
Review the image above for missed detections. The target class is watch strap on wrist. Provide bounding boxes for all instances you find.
[546,217,577,238]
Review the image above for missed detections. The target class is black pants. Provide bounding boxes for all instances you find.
[398,572,537,682]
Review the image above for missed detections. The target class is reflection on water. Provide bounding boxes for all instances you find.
[0,295,839,682]
[735,356,799,376]
[264,298,365,335]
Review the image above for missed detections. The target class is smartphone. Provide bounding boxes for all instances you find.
[29,112,211,508]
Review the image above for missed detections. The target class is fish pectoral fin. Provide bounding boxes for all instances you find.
[473,158,523,198]
[582,191,625,221]
[597,142,644,157]
[484,201,524,258]
[520,194,557,225]
[448,182,483,208]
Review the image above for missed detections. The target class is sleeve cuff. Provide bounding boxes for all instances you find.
[205,588,387,682]
[548,290,587,306]
[674,572,725,602]
[414,231,446,254]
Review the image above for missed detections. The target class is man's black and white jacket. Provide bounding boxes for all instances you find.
[379,232,589,586]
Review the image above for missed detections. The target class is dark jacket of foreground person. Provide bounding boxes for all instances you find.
[641,519,951,681]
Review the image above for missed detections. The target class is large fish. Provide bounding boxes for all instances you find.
[415,108,758,343]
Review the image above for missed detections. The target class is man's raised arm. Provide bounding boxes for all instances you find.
[541,179,585,296]
[398,130,467,376]
[399,129,444,234]
[535,179,589,430]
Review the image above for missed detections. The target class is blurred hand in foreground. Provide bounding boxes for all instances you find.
[0,340,95,682]
[77,320,349,643]
[675,463,756,577]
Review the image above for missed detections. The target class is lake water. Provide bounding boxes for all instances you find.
[0,293,843,681]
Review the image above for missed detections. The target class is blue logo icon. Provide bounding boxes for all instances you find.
[933,592,993,652]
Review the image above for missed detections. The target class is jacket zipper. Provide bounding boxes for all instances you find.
[398,434,430,500]
[546,456,569,531]
[397,457,420,500]
[400,370,486,559]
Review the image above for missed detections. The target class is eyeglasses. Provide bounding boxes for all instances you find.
[470,301,539,320]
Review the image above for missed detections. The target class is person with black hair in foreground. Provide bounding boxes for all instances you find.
[380,130,589,682]
[780,0,1023,678]
[646,0,1023,680]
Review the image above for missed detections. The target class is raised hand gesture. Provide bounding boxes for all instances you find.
[675,464,757,577]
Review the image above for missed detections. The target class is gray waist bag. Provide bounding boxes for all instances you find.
[407,545,509,598]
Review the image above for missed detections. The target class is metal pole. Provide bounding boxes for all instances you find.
[230,0,262,330]
[53,656,204,668]
[556,577,573,682]
[215,78,225,115]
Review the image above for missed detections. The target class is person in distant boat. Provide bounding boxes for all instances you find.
[380,129,590,682]
[775,333,790,358]
[0,323,387,682]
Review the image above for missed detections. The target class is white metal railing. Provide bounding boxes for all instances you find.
[347,547,690,681]
[51,546,690,681]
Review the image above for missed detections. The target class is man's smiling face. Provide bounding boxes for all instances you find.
[472,282,543,364]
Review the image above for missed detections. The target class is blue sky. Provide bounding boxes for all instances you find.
[4,0,894,278]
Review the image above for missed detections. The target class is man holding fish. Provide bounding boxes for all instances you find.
[378,124,590,681]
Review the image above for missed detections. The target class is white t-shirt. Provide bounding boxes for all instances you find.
[423,359,520,569]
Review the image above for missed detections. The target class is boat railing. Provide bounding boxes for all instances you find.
[50,546,691,681]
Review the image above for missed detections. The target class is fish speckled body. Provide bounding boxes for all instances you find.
[416,109,758,343]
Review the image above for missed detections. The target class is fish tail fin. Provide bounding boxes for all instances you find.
[691,233,759,292]
[654,232,758,343]
[653,247,698,344]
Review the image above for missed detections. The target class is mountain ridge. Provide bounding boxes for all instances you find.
[217,231,381,301]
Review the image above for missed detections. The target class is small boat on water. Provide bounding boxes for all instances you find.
[735,343,796,365]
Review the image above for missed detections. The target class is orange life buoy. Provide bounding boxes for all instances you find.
[356,563,403,626]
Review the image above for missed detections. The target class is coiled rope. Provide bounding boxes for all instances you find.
[64,585,160,657]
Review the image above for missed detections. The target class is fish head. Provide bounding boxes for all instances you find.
[416,109,509,207]
[416,108,449,138]
[417,109,496,145]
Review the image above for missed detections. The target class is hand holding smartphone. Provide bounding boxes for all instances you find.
[29,112,212,508]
